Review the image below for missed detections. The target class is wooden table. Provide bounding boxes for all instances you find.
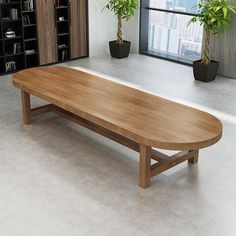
[12,66,223,188]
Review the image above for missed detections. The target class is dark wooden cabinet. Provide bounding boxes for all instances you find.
[36,0,88,65]
[0,0,88,75]
[36,0,58,65]
[70,0,88,59]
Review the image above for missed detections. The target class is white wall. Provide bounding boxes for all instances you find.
[123,10,140,53]
[88,0,139,57]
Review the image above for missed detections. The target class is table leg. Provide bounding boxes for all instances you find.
[21,90,31,125]
[139,144,152,189]
[188,150,199,164]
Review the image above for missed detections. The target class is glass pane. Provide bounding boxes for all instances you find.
[149,0,199,14]
[148,11,203,62]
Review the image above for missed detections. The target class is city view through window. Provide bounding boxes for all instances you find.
[148,0,203,63]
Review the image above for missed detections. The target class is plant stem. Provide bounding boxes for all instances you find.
[117,15,123,44]
[202,30,211,65]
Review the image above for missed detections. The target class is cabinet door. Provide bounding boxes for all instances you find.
[70,0,88,59]
[36,0,58,65]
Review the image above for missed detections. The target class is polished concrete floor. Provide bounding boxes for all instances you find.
[0,54,236,236]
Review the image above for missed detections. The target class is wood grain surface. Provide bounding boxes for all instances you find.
[12,66,223,150]
[36,0,58,65]
[70,0,88,58]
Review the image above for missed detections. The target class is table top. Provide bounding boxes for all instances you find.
[12,66,223,150]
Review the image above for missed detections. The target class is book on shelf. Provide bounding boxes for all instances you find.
[25,49,36,55]
[61,49,68,61]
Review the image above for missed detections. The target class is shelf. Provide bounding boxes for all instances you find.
[23,24,36,27]
[56,6,68,9]
[57,20,68,23]
[24,38,37,42]
[2,19,21,23]
[5,52,24,58]
[2,36,22,41]
[25,52,38,56]
[57,33,69,36]
[58,46,69,49]
[22,10,35,13]
[0,2,20,5]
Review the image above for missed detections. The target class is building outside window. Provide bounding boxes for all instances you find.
[140,0,203,64]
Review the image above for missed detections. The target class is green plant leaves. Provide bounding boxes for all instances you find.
[105,0,139,21]
[188,0,236,36]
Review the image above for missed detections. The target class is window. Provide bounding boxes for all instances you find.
[140,0,203,64]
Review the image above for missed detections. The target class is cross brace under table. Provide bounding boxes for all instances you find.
[21,91,199,189]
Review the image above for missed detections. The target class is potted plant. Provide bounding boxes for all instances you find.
[105,0,139,59]
[188,0,236,82]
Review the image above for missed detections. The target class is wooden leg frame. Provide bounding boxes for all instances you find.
[21,91,199,189]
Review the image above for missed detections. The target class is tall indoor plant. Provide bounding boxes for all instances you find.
[105,0,139,59]
[189,0,236,82]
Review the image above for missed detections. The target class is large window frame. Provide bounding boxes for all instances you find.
[139,0,201,65]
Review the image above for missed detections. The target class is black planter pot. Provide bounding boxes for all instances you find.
[193,60,219,82]
[109,40,131,59]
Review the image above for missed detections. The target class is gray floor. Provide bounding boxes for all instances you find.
[0,54,236,236]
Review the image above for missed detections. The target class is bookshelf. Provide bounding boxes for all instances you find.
[22,0,39,68]
[56,0,70,62]
[0,0,25,73]
[0,0,88,75]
